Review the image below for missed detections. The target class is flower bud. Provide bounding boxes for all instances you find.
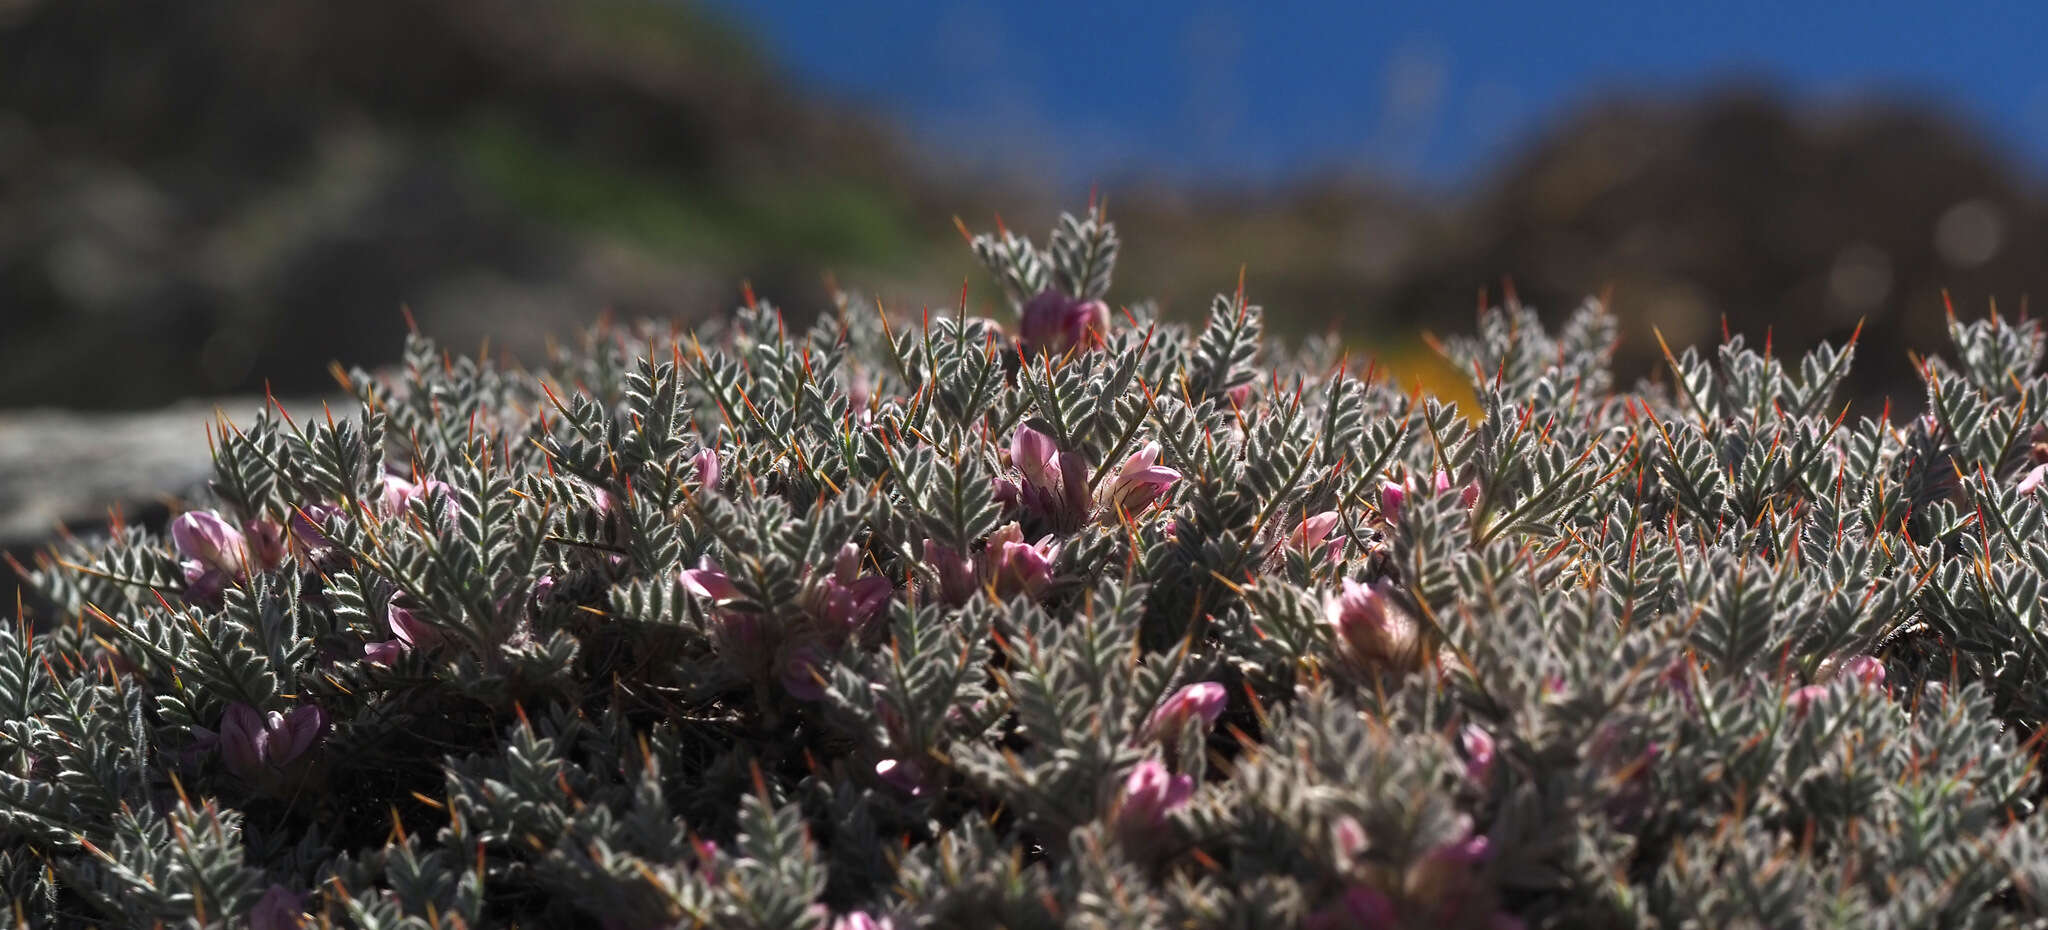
[1332,814,1367,863]
[781,643,830,701]
[244,520,286,572]
[249,885,307,930]
[1326,579,1423,674]
[1460,724,1496,784]
[985,523,1057,600]
[1839,655,1886,687]
[216,703,326,780]
[1010,424,1061,493]
[1143,682,1227,740]
[366,604,442,665]
[1304,885,1396,930]
[376,473,455,521]
[809,543,892,634]
[1019,290,1108,356]
[1285,511,1344,562]
[681,560,742,602]
[1787,683,1830,715]
[693,447,721,492]
[1435,470,1480,508]
[289,503,342,550]
[1098,443,1179,521]
[174,512,252,603]
[1114,758,1193,848]
[1379,482,1406,524]
[922,540,978,605]
[875,758,926,797]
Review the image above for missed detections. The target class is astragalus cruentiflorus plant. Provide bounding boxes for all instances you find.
[8,204,2048,929]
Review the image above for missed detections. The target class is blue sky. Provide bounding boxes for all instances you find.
[705,1,2048,190]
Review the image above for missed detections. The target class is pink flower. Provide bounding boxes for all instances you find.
[681,560,743,602]
[1010,424,1062,492]
[215,703,327,780]
[289,503,342,550]
[1787,684,1830,715]
[1114,758,1194,848]
[1326,579,1423,674]
[830,913,894,930]
[173,511,253,603]
[693,447,721,491]
[1404,817,1496,918]
[1333,814,1367,863]
[243,520,286,571]
[1435,470,1480,509]
[1461,724,1497,784]
[365,604,442,665]
[986,523,1058,599]
[1379,482,1406,524]
[1226,382,1254,408]
[808,543,892,634]
[1009,425,1091,525]
[2021,463,2048,494]
[1143,682,1228,740]
[1285,511,1345,563]
[248,884,307,930]
[922,540,979,605]
[1843,655,1884,688]
[781,644,831,701]
[1097,443,1179,521]
[375,473,454,520]
[1304,885,1396,930]
[1018,290,1109,356]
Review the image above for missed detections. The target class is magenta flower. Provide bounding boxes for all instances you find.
[922,540,979,605]
[1010,424,1062,492]
[1333,815,1367,863]
[1325,579,1423,674]
[288,503,342,550]
[1434,470,1480,509]
[248,884,307,930]
[244,520,286,571]
[986,523,1058,599]
[1379,482,1406,524]
[1143,682,1228,740]
[1114,758,1194,848]
[681,560,743,602]
[1009,424,1091,525]
[1226,381,1254,408]
[214,703,327,781]
[1461,724,1497,784]
[375,473,454,520]
[693,447,721,491]
[1018,289,1110,356]
[364,604,442,666]
[808,543,892,634]
[173,511,253,603]
[780,643,831,701]
[1285,511,1345,563]
[875,758,926,797]
[1304,885,1397,930]
[1097,443,1180,521]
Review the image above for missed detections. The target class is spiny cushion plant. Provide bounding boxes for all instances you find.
[11,205,2048,929]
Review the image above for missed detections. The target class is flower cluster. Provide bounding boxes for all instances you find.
[12,205,2048,930]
